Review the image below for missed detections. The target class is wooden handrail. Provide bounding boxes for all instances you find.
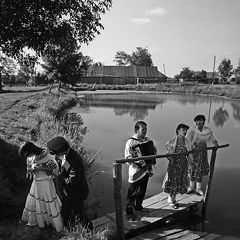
[115,144,229,164]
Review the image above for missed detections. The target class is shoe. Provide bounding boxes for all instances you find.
[135,207,149,213]
[196,189,204,196]
[168,202,179,209]
[187,187,195,194]
[127,214,137,222]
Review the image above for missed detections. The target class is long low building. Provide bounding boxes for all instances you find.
[80,65,167,84]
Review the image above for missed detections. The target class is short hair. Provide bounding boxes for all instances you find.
[194,114,206,122]
[47,136,69,155]
[134,120,147,133]
[19,141,44,158]
[176,123,189,134]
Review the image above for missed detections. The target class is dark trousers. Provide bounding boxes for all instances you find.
[62,194,93,230]
[126,173,149,215]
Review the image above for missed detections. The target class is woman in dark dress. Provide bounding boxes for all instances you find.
[162,124,193,209]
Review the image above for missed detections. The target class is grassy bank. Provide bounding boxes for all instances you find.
[92,83,240,100]
[0,91,114,240]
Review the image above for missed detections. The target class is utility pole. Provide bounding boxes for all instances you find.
[163,64,166,76]
[212,55,216,85]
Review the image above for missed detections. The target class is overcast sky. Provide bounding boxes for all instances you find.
[81,0,240,77]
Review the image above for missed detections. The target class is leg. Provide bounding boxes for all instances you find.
[196,176,203,196]
[187,176,196,194]
[61,194,72,227]
[168,194,178,209]
[126,182,139,216]
[135,174,149,210]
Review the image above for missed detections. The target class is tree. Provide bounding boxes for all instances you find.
[179,67,194,81]
[42,47,92,91]
[18,53,38,85]
[234,59,240,76]
[196,70,207,83]
[114,51,131,66]
[114,47,153,66]
[218,58,233,83]
[0,0,112,57]
[0,52,18,90]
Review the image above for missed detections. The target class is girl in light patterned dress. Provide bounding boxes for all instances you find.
[19,142,63,232]
[186,114,218,196]
[163,124,193,209]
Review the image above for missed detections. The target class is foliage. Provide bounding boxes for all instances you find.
[0,51,18,75]
[234,59,240,77]
[114,51,131,66]
[42,47,93,86]
[0,0,112,57]
[18,53,38,85]
[218,58,233,82]
[179,67,194,80]
[114,47,153,66]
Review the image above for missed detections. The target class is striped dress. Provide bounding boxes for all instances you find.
[22,151,63,232]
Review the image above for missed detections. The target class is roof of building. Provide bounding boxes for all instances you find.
[86,66,166,78]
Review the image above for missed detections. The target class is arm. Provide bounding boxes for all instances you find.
[166,139,175,161]
[125,139,145,167]
[209,129,218,147]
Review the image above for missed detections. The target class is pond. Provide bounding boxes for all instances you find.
[69,91,240,238]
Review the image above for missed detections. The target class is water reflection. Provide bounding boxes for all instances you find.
[213,106,229,127]
[231,102,240,121]
[80,93,165,121]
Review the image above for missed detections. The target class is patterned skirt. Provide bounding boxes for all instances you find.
[22,178,63,232]
[190,141,209,179]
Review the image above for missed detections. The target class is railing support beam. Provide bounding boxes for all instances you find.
[113,162,125,240]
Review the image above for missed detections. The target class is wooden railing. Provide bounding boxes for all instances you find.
[112,144,229,240]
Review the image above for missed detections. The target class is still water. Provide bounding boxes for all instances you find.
[69,91,240,237]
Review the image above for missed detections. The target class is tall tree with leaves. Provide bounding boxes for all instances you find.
[0,0,112,57]
[18,53,38,85]
[234,58,240,76]
[179,67,194,81]
[218,58,233,82]
[42,47,93,91]
[114,47,153,66]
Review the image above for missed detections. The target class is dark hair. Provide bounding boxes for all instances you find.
[194,114,206,122]
[19,141,44,158]
[176,123,189,134]
[134,120,147,133]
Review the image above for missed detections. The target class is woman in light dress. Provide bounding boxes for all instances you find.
[186,114,218,196]
[19,142,63,232]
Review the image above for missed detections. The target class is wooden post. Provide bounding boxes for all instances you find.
[113,162,125,240]
[202,148,217,217]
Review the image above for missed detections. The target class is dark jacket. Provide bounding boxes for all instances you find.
[60,148,89,201]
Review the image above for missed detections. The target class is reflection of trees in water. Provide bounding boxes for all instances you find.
[114,105,150,121]
[213,104,229,128]
[231,102,240,121]
[81,95,165,121]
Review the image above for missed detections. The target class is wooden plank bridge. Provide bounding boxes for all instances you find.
[92,144,229,240]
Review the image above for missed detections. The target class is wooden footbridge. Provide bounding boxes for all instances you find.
[92,144,229,240]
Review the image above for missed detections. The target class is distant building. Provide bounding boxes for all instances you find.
[80,65,167,85]
[206,72,220,80]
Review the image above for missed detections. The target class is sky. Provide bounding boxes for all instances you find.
[80,0,240,78]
